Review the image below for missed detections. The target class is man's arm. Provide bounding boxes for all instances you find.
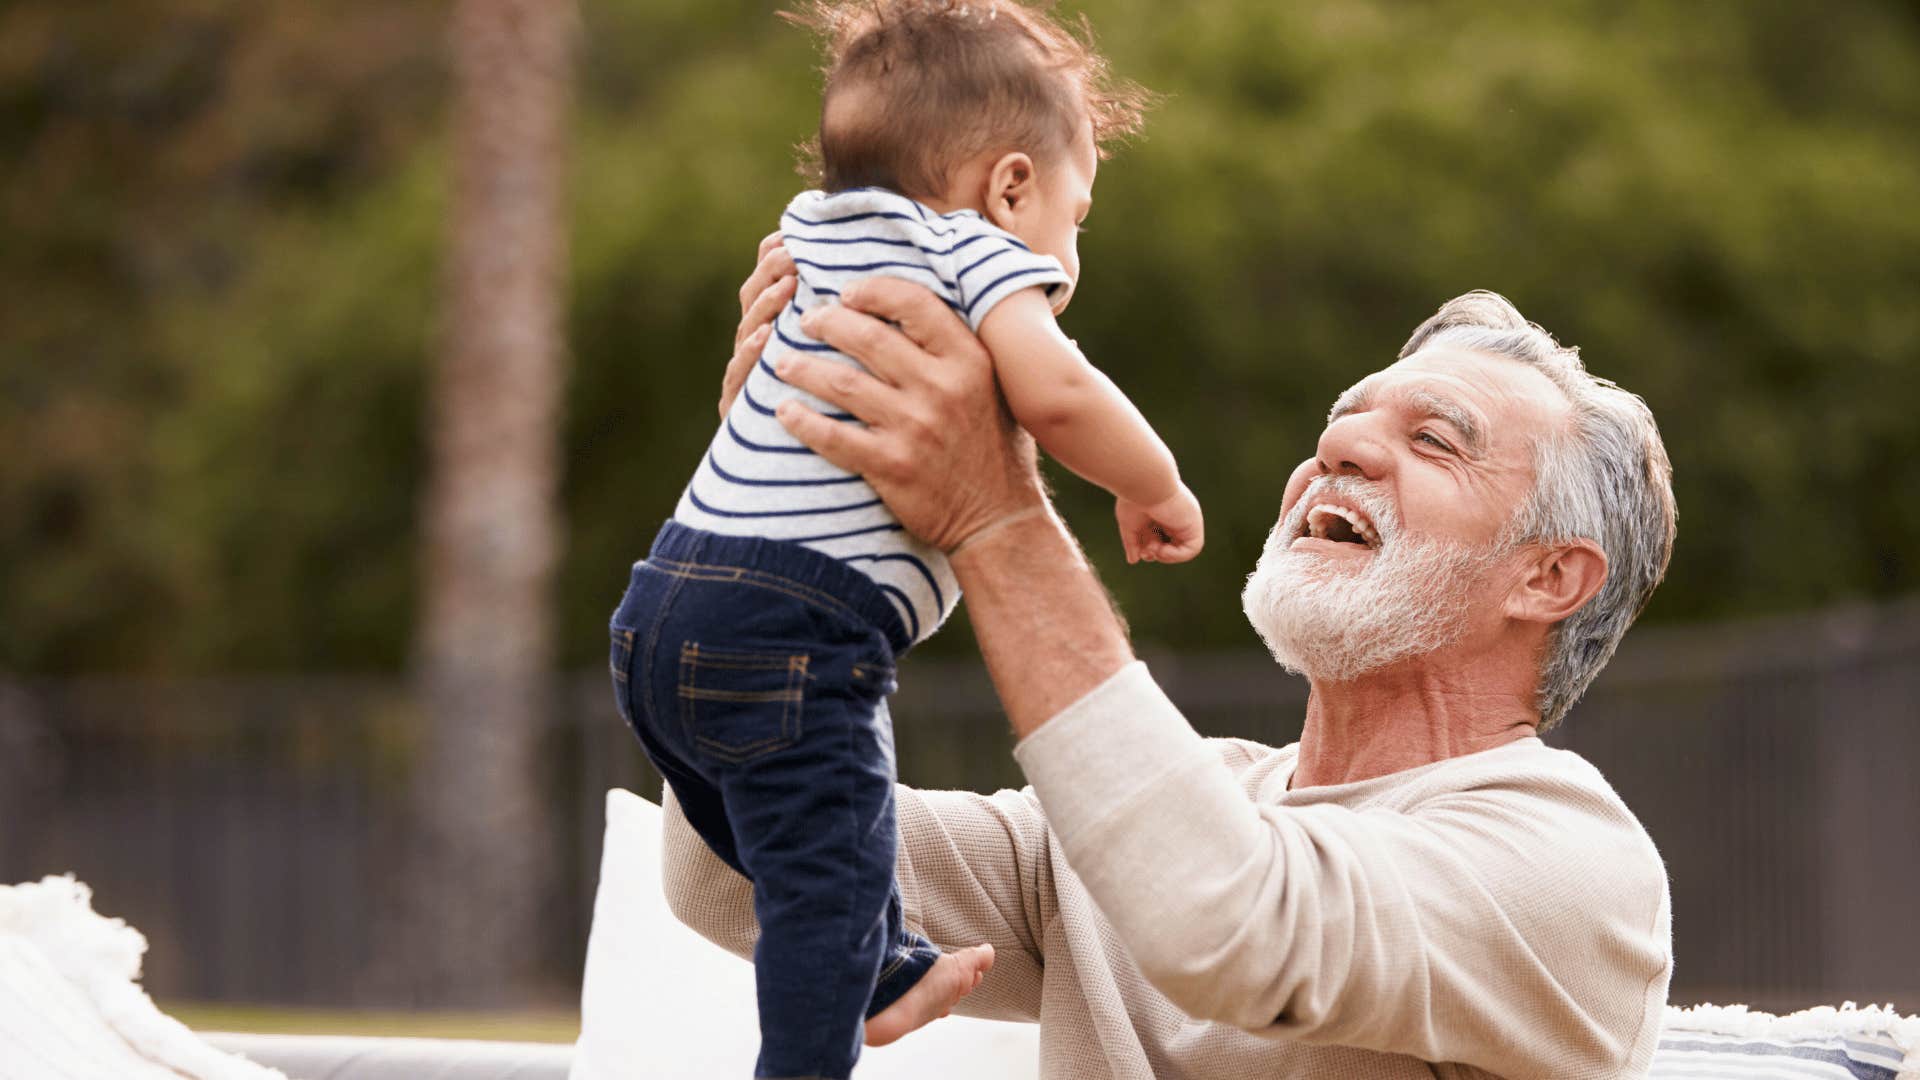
[1008,666,1670,1075]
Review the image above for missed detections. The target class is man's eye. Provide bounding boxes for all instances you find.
[1416,431,1452,451]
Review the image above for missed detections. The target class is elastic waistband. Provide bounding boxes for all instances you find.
[644,520,912,656]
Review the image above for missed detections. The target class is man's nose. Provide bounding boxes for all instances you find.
[1314,414,1392,480]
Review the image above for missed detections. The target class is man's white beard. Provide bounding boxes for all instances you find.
[1241,476,1508,683]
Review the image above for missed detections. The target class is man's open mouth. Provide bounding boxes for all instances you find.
[1297,503,1381,549]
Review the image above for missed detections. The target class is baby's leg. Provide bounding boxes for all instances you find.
[712,661,905,1080]
[857,708,996,1046]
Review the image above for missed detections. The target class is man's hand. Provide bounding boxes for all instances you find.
[720,232,797,417]
[771,277,1048,553]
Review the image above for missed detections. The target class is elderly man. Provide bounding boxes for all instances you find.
[663,248,1677,1079]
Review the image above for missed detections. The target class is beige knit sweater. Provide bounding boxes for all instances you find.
[661,662,1673,1079]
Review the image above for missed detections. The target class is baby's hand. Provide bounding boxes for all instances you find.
[1115,484,1204,564]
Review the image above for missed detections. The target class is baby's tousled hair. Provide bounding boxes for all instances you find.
[783,0,1152,200]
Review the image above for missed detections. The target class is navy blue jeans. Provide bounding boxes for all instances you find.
[609,521,940,1080]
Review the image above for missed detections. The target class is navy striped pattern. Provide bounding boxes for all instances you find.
[1651,1015,1914,1080]
[672,188,1070,643]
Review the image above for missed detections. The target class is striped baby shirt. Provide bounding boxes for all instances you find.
[672,188,1073,646]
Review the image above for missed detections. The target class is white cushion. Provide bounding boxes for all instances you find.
[571,789,1038,1080]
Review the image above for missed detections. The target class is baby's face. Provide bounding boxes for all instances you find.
[1014,118,1097,314]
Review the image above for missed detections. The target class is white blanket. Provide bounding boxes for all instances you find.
[0,875,285,1080]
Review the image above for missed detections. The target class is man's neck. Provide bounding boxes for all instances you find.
[1291,660,1540,789]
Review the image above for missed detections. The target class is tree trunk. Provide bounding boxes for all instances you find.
[405,0,575,1006]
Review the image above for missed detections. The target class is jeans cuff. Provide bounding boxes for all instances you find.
[864,938,943,1019]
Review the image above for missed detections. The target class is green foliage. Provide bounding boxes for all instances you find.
[3,0,1917,672]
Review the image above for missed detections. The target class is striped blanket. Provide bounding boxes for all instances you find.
[1655,1002,1920,1079]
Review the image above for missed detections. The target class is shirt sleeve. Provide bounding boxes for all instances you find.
[942,219,1072,332]
[1012,661,1672,1079]
[661,780,1053,1022]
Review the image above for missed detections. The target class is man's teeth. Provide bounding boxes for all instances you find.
[1303,504,1380,547]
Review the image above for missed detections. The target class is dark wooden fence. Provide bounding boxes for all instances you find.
[2,598,1915,1012]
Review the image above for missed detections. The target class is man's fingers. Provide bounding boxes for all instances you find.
[797,304,923,390]
[775,399,888,477]
[775,352,901,429]
[736,243,797,326]
[735,272,797,350]
[756,230,784,262]
[832,276,980,383]
[719,324,771,418]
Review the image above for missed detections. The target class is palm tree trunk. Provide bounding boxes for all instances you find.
[407,0,575,1005]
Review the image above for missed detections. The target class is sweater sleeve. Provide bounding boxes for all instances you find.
[1012,662,1672,1079]
[660,785,760,959]
[660,780,1054,1022]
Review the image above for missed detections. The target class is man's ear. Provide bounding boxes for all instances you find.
[983,151,1036,231]
[1505,539,1608,626]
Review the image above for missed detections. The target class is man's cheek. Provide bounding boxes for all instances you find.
[1279,459,1318,518]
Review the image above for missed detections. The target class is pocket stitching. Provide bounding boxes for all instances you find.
[608,629,636,724]
[678,643,808,763]
[609,629,634,683]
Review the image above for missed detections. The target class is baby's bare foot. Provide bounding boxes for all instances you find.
[864,944,995,1047]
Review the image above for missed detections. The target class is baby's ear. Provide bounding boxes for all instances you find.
[985,151,1036,229]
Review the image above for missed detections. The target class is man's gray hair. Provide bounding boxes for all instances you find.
[1400,291,1676,729]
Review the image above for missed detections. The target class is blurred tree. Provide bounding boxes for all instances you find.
[1,0,1917,676]
[401,0,575,1005]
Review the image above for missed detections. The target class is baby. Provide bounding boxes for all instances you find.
[608,2,1199,1076]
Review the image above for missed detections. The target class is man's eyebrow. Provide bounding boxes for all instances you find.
[1406,388,1486,455]
[1327,383,1371,424]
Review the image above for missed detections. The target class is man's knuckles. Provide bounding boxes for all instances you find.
[895,402,941,446]
[827,314,892,361]
[871,443,916,485]
[781,403,842,454]
[786,358,864,406]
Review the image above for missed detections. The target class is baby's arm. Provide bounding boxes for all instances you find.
[976,287,1203,563]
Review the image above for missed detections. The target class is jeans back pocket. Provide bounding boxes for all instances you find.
[676,642,809,764]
